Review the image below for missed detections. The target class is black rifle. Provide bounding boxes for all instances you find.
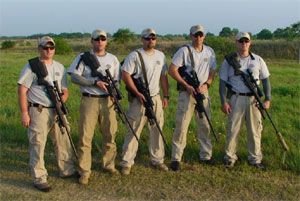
[44,80,79,160]
[131,77,167,145]
[225,53,289,152]
[178,66,218,142]
[102,69,139,141]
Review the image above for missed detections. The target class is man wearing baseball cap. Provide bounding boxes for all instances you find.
[169,25,217,171]
[18,36,76,192]
[219,32,271,170]
[120,28,169,175]
[68,29,120,184]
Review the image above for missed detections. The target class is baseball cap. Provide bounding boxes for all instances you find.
[190,25,205,35]
[141,28,156,38]
[236,32,251,40]
[38,36,55,47]
[91,29,107,39]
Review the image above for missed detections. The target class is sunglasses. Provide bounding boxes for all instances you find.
[93,36,107,41]
[238,39,250,43]
[42,46,55,50]
[143,37,156,41]
[193,32,204,38]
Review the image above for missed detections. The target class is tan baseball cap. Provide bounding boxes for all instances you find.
[190,25,205,35]
[141,28,156,38]
[91,29,107,39]
[38,36,55,47]
[236,32,251,40]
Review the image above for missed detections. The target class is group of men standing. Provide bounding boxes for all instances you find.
[17,24,271,192]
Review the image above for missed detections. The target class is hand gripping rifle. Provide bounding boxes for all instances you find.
[178,66,218,142]
[45,81,79,160]
[131,77,167,145]
[102,69,139,141]
[225,53,289,152]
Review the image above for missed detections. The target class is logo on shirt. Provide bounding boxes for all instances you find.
[106,64,112,69]
[156,61,161,65]
[55,72,60,76]
[204,58,208,62]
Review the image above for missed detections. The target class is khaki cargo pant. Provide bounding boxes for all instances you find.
[224,95,263,164]
[120,95,165,167]
[28,107,75,185]
[171,91,212,162]
[77,96,117,177]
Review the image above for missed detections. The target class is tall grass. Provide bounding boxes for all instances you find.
[0,43,299,200]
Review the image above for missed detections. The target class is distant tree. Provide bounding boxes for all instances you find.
[256,29,273,40]
[273,22,300,39]
[113,28,136,44]
[53,37,72,55]
[273,28,285,38]
[1,40,16,49]
[219,27,233,37]
[232,28,239,36]
[206,32,215,37]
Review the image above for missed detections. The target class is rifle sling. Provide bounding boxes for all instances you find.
[135,50,150,93]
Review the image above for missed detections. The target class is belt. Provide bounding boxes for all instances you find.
[28,102,54,108]
[82,93,109,98]
[232,92,254,96]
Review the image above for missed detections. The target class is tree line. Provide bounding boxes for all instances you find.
[0,22,299,40]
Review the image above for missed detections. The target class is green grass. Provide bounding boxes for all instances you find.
[0,47,299,200]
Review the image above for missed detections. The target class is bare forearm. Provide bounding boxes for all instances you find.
[18,85,28,114]
[160,74,169,96]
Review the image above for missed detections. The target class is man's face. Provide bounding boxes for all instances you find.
[142,34,156,49]
[236,37,251,52]
[92,35,107,52]
[191,31,205,45]
[39,43,55,60]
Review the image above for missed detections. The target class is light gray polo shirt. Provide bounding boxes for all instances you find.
[18,60,67,107]
[122,48,167,96]
[172,44,217,85]
[219,53,270,93]
[68,50,120,95]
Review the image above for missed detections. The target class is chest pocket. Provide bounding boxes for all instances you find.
[247,61,260,80]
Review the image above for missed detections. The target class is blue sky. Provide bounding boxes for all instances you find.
[0,0,299,36]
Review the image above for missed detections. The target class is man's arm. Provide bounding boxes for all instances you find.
[199,69,216,94]
[18,84,30,127]
[160,73,169,108]
[168,63,194,94]
[219,79,231,114]
[122,70,145,103]
[262,78,271,109]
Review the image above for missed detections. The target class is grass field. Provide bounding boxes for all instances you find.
[0,44,299,200]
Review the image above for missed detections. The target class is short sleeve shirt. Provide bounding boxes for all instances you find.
[17,60,67,107]
[122,48,167,96]
[171,44,217,85]
[219,53,270,93]
[68,50,120,95]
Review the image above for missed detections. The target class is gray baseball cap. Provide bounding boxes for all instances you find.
[141,28,156,38]
[91,29,107,39]
[38,36,55,47]
[190,25,205,35]
[236,32,251,40]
